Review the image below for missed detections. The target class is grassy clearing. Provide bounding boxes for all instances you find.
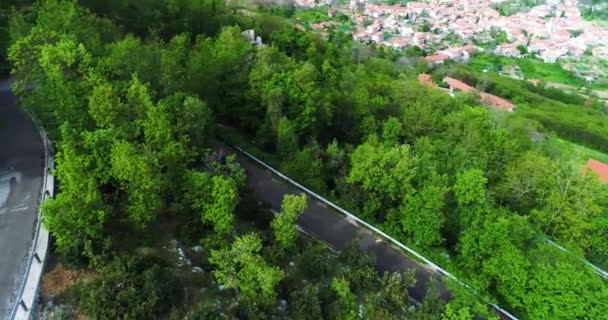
[469,53,517,73]
[543,136,608,165]
[468,53,605,88]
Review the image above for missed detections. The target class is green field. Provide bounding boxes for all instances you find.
[470,53,585,85]
[468,53,608,90]
[544,136,608,165]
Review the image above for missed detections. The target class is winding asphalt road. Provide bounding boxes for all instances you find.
[216,142,450,304]
[217,140,518,319]
[0,77,45,318]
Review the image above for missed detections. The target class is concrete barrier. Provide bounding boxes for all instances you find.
[10,125,54,320]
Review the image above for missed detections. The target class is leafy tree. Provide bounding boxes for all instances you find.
[415,284,445,320]
[381,116,403,146]
[348,135,418,202]
[523,248,608,319]
[289,284,322,320]
[458,214,534,308]
[330,277,358,320]
[453,169,489,228]
[204,25,254,124]
[209,233,284,304]
[516,44,527,55]
[277,117,298,158]
[42,127,109,256]
[531,166,606,249]
[88,81,127,129]
[497,151,556,212]
[377,271,415,313]
[339,242,377,293]
[399,178,447,248]
[282,144,327,193]
[185,171,239,235]
[110,140,164,227]
[271,193,307,250]
[297,244,337,280]
[79,255,184,320]
[441,304,474,320]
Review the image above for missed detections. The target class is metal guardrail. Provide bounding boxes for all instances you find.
[10,121,54,320]
[543,238,608,279]
[231,145,519,320]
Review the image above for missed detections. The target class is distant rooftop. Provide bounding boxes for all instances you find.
[585,159,608,183]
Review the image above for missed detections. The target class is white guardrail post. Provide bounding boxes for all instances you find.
[231,145,518,320]
[10,123,54,320]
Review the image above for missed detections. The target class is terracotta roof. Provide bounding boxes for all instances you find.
[443,76,473,92]
[442,77,515,111]
[425,54,449,62]
[407,2,426,9]
[585,159,608,183]
[461,44,475,53]
[479,92,515,111]
[418,73,436,88]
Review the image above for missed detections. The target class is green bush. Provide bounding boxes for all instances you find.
[79,255,184,319]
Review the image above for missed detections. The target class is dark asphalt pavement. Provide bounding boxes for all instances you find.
[0,78,44,318]
[217,142,450,304]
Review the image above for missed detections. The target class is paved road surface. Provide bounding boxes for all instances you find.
[216,142,450,303]
[0,78,44,318]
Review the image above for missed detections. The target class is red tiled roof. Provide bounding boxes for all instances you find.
[443,76,473,92]
[461,44,475,53]
[425,54,449,62]
[442,77,515,111]
[479,92,515,111]
[407,1,426,9]
[418,73,436,88]
[585,159,608,183]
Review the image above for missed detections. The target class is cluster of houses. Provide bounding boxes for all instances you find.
[294,0,608,64]
[489,0,608,63]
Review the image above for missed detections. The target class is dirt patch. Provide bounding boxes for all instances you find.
[40,260,93,299]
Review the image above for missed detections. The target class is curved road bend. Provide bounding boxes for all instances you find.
[0,78,45,318]
[215,142,450,303]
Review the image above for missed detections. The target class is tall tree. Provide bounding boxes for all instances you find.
[209,233,284,304]
[348,135,418,203]
[399,174,447,248]
[42,126,109,255]
[453,168,490,228]
[271,193,307,250]
[185,171,240,235]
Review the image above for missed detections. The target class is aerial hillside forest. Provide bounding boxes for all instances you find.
[2,0,608,319]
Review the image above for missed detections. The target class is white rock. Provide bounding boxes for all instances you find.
[278,300,288,312]
[192,245,204,253]
[178,247,186,258]
[192,266,204,273]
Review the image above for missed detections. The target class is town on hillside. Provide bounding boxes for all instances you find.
[294,0,608,77]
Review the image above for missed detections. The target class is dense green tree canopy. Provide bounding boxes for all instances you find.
[4,0,608,318]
